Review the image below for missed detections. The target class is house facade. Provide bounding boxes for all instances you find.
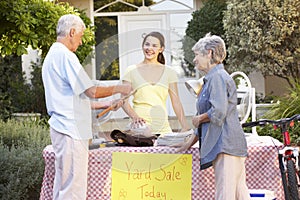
[58,0,207,118]
[23,0,286,120]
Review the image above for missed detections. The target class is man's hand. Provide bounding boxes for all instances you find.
[117,84,132,95]
[110,99,124,111]
[85,84,133,98]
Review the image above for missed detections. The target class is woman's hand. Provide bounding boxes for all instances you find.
[192,115,201,128]
[179,128,191,132]
[174,134,198,152]
[192,113,210,128]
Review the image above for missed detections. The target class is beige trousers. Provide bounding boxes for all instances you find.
[213,153,251,200]
[50,128,89,200]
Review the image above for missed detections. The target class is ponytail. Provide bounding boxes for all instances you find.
[157,52,165,64]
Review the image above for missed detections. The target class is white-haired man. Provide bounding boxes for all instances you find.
[42,14,131,200]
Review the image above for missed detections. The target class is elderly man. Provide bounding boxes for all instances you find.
[42,14,131,200]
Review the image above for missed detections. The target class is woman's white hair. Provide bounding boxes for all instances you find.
[192,33,226,64]
[56,14,86,38]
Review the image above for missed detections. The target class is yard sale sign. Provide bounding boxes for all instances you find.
[111,152,192,200]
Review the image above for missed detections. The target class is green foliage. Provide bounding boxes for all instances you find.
[182,0,227,74]
[27,62,48,116]
[258,82,300,145]
[265,82,300,119]
[0,94,11,120]
[0,0,95,63]
[223,0,300,87]
[76,11,96,64]
[0,119,51,199]
[0,0,96,120]
[255,122,300,146]
[0,55,23,120]
[0,55,48,120]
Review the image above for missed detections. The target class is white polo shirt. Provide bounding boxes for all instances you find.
[42,42,94,140]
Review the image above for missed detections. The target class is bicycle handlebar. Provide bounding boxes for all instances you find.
[242,114,300,128]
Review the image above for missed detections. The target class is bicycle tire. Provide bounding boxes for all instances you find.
[279,154,290,200]
[287,159,299,200]
[298,155,300,181]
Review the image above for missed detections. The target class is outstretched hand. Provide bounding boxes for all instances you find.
[173,134,198,153]
[95,99,124,118]
[110,99,124,111]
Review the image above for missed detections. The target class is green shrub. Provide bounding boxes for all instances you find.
[182,0,227,75]
[223,0,300,87]
[255,122,300,146]
[0,119,50,200]
[0,55,47,121]
[0,55,22,120]
[257,82,300,145]
[0,2,95,121]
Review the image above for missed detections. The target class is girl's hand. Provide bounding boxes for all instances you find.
[130,117,146,129]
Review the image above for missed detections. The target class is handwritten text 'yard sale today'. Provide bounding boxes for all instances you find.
[111,152,192,200]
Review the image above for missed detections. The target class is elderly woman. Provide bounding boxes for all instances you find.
[177,33,250,200]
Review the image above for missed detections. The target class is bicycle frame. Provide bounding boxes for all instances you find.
[242,114,300,200]
[279,147,299,172]
[276,119,300,173]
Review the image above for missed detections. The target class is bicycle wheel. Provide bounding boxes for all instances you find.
[287,159,299,200]
[298,155,300,180]
[279,154,290,200]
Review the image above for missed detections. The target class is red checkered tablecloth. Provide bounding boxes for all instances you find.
[39,139,284,200]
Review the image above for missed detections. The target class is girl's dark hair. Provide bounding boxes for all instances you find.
[142,32,165,64]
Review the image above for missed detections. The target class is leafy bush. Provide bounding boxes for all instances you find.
[0,0,95,60]
[223,0,300,87]
[255,122,300,146]
[0,55,48,120]
[0,119,50,200]
[0,55,23,120]
[0,1,95,121]
[257,82,300,145]
[182,0,227,75]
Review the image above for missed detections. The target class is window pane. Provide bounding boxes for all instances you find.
[94,16,120,80]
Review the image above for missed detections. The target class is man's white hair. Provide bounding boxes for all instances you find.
[56,14,86,38]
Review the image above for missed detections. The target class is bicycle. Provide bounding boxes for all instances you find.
[242,114,300,200]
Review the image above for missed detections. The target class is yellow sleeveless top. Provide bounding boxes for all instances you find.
[122,65,178,134]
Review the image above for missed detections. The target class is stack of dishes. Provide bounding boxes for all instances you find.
[155,130,193,146]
